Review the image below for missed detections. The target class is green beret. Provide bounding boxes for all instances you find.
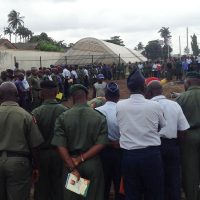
[70,84,88,95]
[186,71,200,79]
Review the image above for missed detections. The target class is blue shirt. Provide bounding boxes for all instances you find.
[96,101,120,141]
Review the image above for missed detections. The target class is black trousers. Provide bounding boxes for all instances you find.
[122,146,164,200]
[161,138,181,200]
[34,149,64,200]
[101,147,124,200]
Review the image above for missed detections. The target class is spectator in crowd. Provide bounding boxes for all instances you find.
[176,72,200,200]
[51,84,108,200]
[182,59,189,77]
[146,80,189,200]
[15,72,32,111]
[93,74,107,98]
[96,82,124,200]
[0,82,43,200]
[175,59,183,81]
[62,65,71,100]
[32,80,67,200]
[28,67,41,110]
[116,69,166,199]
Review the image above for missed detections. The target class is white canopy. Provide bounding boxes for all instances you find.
[55,37,147,65]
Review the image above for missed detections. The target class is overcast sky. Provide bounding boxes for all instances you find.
[1,0,200,54]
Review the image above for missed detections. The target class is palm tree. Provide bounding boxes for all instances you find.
[8,10,24,42]
[4,27,13,42]
[16,26,24,42]
[27,29,33,41]
[158,27,172,46]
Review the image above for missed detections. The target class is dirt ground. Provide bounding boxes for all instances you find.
[63,79,185,108]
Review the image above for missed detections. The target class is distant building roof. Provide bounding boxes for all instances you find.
[55,37,147,65]
[13,42,38,50]
[0,39,17,49]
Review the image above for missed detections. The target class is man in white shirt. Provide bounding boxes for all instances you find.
[146,80,190,200]
[71,66,78,84]
[152,62,158,77]
[196,55,200,72]
[83,66,89,88]
[137,62,144,72]
[116,69,166,200]
[96,82,123,200]
[93,74,107,98]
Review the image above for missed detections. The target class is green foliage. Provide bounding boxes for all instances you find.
[15,26,33,42]
[191,34,199,56]
[105,36,125,46]
[37,41,64,52]
[29,32,52,43]
[145,40,162,60]
[8,10,24,31]
[29,32,66,52]
[162,45,173,59]
[68,43,74,48]
[158,27,172,46]
[184,47,190,55]
[4,27,13,41]
[135,42,144,51]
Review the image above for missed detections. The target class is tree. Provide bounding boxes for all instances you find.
[8,10,24,42]
[57,40,68,49]
[158,27,172,46]
[4,27,13,42]
[162,44,173,59]
[29,32,52,43]
[184,47,190,55]
[15,26,33,43]
[68,43,74,48]
[105,36,125,46]
[191,34,199,56]
[15,25,24,42]
[29,32,65,52]
[145,40,162,60]
[134,42,144,51]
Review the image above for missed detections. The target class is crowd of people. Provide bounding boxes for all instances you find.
[0,57,200,200]
[0,55,199,111]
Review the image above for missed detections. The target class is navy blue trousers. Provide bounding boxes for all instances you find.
[101,147,124,200]
[161,138,181,200]
[122,146,164,200]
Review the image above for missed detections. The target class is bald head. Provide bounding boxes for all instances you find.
[17,72,24,81]
[0,82,18,103]
[146,80,163,99]
[184,77,200,91]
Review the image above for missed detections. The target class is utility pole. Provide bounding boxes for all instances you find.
[179,36,182,58]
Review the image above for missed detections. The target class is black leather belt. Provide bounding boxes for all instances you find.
[0,151,30,158]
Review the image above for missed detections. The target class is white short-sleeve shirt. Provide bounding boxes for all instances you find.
[71,70,78,79]
[62,68,71,78]
[151,95,190,139]
[96,101,120,141]
[116,94,166,150]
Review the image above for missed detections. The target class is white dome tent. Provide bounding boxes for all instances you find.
[55,37,147,66]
